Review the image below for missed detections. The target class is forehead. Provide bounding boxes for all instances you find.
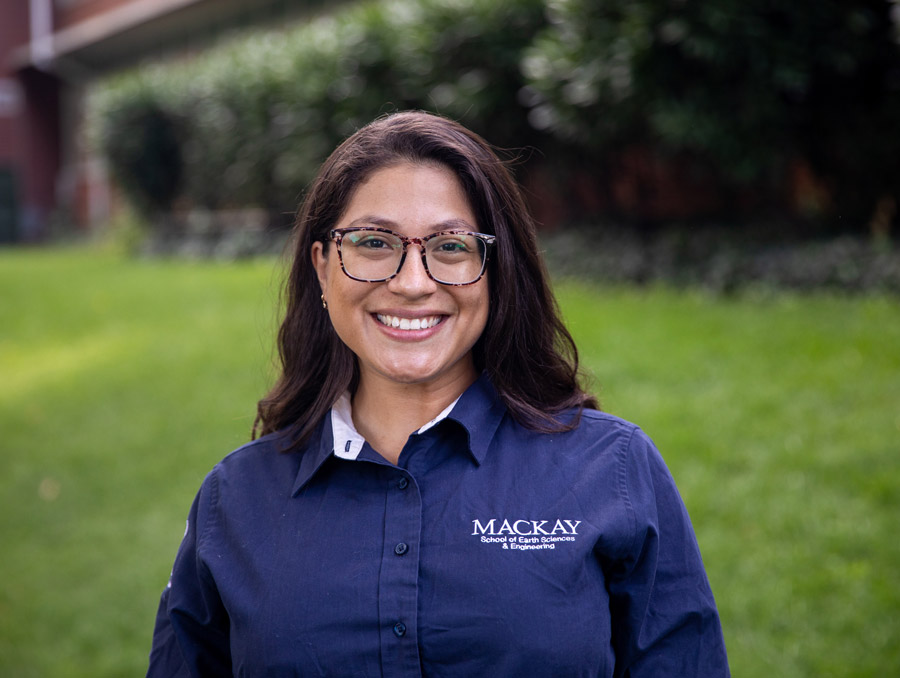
[338,162,478,235]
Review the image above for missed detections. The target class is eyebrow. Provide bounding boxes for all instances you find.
[344,215,477,233]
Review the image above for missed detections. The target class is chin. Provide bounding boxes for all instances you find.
[380,366,443,385]
[373,356,470,388]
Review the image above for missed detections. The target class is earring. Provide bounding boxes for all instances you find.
[321,293,328,309]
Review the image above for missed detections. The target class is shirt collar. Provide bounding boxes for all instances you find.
[290,417,335,497]
[290,373,507,495]
[331,392,365,460]
[444,372,506,465]
[331,390,463,460]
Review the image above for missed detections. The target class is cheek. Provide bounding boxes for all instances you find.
[324,255,344,292]
[328,281,367,321]
[466,286,490,334]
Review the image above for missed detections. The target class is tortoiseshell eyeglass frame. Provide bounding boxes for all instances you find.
[328,226,496,286]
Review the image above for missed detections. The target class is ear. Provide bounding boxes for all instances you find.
[311,241,330,294]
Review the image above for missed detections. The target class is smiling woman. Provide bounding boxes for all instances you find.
[146,111,730,677]
[255,111,598,451]
[311,163,490,459]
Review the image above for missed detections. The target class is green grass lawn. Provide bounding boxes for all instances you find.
[2,247,898,676]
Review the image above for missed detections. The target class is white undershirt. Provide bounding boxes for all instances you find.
[330,392,461,461]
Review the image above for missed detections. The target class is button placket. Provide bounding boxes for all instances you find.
[378,470,422,672]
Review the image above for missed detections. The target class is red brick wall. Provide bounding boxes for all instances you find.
[54,0,143,30]
[1,3,41,238]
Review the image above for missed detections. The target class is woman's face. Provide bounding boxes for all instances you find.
[312,162,489,394]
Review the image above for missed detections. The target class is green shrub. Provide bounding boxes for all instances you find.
[521,0,900,224]
[88,0,548,218]
[93,88,183,215]
[89,0,900,230]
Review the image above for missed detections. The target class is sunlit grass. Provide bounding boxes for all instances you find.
[558,282,900,678]
[1,247,898,676]
[0,248,283,677]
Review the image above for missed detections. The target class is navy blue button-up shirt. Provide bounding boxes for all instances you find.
[148,375,729,676]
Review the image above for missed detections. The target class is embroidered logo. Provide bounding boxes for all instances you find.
[471,518,581,550]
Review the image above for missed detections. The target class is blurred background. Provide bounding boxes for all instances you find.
[1,0,899,676]
[3,0,900,288]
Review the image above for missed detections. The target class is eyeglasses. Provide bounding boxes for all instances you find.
[329,226,496,286]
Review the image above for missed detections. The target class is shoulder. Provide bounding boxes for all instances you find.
[492,407,662,490]
[216,430,295,470]
[539,407,656,462]
[578,409,660,455]
[197,430,308,512]
[576,408,642,437]
[490,406,658,467]
[506,408,671,513]
[574,408,672,481]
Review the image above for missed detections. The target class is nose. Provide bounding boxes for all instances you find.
[387,244,437,298]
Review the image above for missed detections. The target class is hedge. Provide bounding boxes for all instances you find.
[87,0,548,218]
[521,0,900,221]
[88,0,900,231]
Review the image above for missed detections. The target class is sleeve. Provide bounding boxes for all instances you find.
[605,428,730,678]
[147,472,232,677]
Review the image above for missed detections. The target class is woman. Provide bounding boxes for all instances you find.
[148,111,729,676]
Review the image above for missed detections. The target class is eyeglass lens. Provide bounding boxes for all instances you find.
[340,230,487,284]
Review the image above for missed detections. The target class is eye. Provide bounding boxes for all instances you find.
[430,234,474,254]
[348,232,395,249]
[359,237,390,249]
[437,240,468,253]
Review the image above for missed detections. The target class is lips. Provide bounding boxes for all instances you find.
[376,313,444,331]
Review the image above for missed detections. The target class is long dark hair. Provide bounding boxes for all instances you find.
[254,111,597,449]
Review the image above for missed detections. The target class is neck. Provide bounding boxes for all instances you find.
[351,370,476,464]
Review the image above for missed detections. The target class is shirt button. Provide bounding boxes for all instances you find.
[394,542,409,556]
[393,621,407,637]
[397,477,409,490]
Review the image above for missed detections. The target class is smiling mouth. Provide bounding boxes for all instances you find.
[376,314,444,331]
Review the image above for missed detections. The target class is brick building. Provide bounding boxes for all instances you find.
[0,0,324,242]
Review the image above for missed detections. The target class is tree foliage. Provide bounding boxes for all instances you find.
[97,92,183,214]
[522,0,900,220]
[88,0,547,217]
[89,0,900,228]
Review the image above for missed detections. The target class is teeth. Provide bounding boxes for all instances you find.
[377,314,442,331]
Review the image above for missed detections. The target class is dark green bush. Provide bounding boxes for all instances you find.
[89,0,900,231]
[96,91,183,215]
[521,0,900,224]
[89,0,548,218]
